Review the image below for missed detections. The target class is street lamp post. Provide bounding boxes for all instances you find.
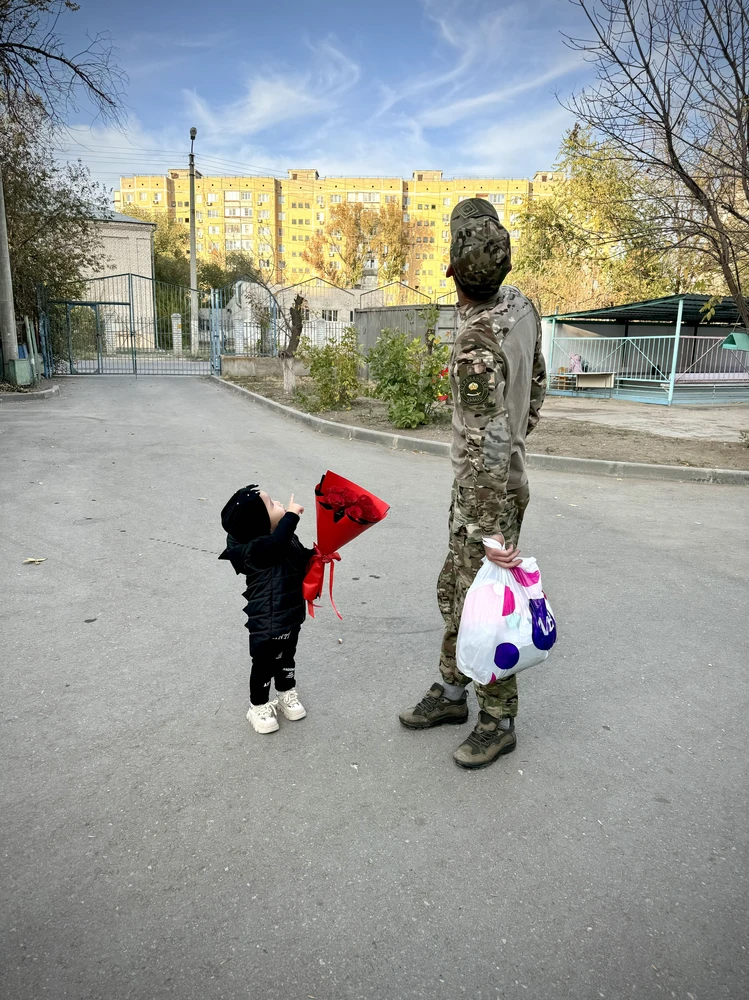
[189,127,198,355]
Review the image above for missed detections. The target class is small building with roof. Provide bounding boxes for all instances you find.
[543,294,749,405]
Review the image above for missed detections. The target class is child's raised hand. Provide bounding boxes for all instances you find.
[287,494,304,516]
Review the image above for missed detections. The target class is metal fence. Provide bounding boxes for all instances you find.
[40,274,216,375]
[359,282,431,308]
[549,333,749,392]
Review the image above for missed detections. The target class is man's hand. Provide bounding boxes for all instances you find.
[287,494,304,516]
[483,533,522,569]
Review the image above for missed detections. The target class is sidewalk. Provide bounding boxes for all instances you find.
[543,395,749,441]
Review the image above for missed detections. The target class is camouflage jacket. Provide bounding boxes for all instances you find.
[449,285,546,537]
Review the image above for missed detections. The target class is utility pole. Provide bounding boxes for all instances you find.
[0,162,20,384]
[189,126,199,355]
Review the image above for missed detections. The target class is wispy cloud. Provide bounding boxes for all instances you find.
[183,39,359,140]
[418,57,581,127]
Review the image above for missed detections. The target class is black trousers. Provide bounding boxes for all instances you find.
[249,627,300,705]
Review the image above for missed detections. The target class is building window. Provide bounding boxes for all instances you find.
[443,197,451,206]
[196,195,202,204]
[317,212,324,222]
[208,225,220,234]
[316,195,324,205]
[385,195,398,204]
[487,193,505,205]
[225,191,239,201]
[242,207,253,217]
[321,309,338,322]
[510,230,520,240]
[153,193,162,203]
[225,207,240,217]
[258,210,270,219]
[241,223,253,235]
[347,191,380,203]
[257,193,270,203]
[439,279,446,288]
[458,195,471,202]
[207,193,217,203]
[208,209,219,218]
[241,240,253,251]
[278,245,285,253]
[403,213,410,222]
[330,194,341,203]
[510,212,521,224]
[442,230,449,240]
[225,240,241,250]
[241,192,253,201]
[510,195,523,205]
[196,242,203,252]
[140,192,148,201]
[125,193,133,203]
[258,225,270,236]
[197,228,203,237]
[226,224,241,234]
[278,195,285,204]
[278,211,285,220]
[196,212,203,222]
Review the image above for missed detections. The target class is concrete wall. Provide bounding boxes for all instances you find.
[83,220,155,281]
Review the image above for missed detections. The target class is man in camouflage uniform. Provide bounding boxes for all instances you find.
[399,198,546,769]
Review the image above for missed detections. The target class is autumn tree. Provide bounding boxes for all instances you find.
[512,128,710,315]
[302,201,413,288]
[564,0,749,327]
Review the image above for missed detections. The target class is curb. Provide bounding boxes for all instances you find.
[0,384,59,403]
[212,377,749,486]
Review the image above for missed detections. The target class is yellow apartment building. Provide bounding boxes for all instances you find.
[114,167,563,300]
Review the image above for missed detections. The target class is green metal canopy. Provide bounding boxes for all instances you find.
[546,294,747,327]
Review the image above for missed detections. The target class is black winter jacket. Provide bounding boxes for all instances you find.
[219,513,314,652]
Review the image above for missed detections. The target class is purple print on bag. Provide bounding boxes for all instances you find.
[493,642,520,672]
[529,598,557,650]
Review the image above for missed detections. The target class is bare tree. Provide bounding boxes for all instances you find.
[565,0,749,328]
[0,0,124,127]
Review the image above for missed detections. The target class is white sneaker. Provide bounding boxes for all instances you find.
[276,688,306,721]
[246,699,279,734]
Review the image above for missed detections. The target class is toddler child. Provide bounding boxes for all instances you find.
[219,484,314,734]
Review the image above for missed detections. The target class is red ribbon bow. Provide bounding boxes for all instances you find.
[303,544,342,620]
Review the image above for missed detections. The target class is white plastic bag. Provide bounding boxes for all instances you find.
[456,538,557,684]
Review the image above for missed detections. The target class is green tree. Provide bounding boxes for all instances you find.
[367,328,450,428]
[1,109,108,316]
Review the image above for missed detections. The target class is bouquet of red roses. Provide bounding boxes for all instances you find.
[303,471,389,619]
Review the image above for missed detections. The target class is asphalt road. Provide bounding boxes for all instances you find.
[1,376,747,1000]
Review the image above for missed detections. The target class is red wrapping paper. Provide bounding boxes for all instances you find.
[303,471,390,618]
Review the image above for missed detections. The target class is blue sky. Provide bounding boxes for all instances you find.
[58,0,592,189]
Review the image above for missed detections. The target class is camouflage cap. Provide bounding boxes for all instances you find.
[448,198,512,300]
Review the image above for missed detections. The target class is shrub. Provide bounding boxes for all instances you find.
[299,326,361,411]
[367,328,451,428]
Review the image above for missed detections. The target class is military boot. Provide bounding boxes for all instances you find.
[452,712,516,769]
[399,683,469,729]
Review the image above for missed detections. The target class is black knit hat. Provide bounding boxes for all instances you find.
[219,484,271,543]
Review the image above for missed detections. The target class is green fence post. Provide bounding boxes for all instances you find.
[667,297,684,405]
[128,273,137,376]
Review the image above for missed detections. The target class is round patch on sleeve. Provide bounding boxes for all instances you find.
[459,372,489,405]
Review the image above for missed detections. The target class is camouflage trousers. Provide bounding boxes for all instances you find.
[437,480,530,719]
